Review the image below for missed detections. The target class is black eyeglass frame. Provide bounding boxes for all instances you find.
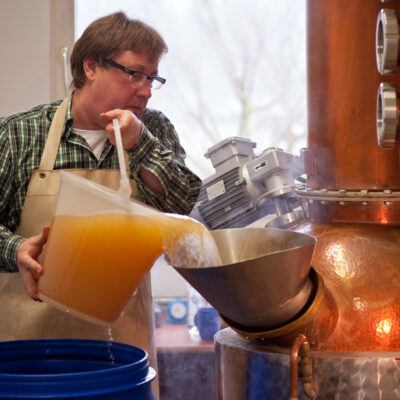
[104,58,166,88]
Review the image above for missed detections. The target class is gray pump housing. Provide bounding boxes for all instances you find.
[190,136,307,230]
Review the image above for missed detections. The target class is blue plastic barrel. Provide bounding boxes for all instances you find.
[0,339,156,399]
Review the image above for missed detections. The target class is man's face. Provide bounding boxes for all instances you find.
[89,50,159,120]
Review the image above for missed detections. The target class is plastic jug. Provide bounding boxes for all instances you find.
[39,171,219,326]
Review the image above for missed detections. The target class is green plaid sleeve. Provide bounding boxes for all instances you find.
[0,122,24,271]
[128,110,202,215]
[0,234,25,272]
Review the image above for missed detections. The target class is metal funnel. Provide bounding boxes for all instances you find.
[174,227,316,331]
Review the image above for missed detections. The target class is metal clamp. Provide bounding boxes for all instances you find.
[296,186,400,203]
[289,334,317,400]
[376,9,399,75]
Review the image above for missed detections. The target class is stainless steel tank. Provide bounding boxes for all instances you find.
[215,328,400,400]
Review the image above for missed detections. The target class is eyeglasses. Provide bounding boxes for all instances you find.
[104,59,166,90]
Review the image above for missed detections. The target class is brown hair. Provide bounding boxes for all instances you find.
[70,11,168,89]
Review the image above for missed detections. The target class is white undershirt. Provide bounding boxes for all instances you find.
[72,128,108,160]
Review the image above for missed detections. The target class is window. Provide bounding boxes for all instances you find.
[75,0,307,179]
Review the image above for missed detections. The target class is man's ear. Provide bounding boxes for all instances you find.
[83,59,98,81]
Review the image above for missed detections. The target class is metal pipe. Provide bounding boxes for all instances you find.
[289,334,317,400]
[60,46,69,95]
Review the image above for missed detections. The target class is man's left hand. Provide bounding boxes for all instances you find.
[100,109,142,150]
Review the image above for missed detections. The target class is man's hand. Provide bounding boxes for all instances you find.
[100,109,142,150]
[16,226,50,300]
[100,109,165,195]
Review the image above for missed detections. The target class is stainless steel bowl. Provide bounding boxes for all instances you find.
[174,227,316,330]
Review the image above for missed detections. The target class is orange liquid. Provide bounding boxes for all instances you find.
[39,213,163,325]
[39,212,219,325]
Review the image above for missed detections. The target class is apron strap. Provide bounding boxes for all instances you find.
[39,96,130,171]
[39,97,70,170]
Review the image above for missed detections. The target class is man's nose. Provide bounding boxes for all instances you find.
[136,81,152,99]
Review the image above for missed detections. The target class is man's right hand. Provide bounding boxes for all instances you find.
[16,226,50,300]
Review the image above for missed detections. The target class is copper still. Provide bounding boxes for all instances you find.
[211,0,400,398]
[207,0,400,353]
[294,0,400,352]
[179,0,400,398]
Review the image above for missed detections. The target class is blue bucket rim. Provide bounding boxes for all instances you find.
[0,339,156,399]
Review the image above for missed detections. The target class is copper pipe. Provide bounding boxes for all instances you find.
[289,334,304,400]
[289,334,317,400]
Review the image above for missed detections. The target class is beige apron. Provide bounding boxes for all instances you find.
[0,97,159,398]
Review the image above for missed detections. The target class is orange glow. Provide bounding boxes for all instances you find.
[377,204,389,224]
[298,222,400,352]
[376,318,393,338]
[378,214,389,225]
[326,243,354,279]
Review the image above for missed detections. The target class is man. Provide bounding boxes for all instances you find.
[1,11,201,298]
[2,12,202,286]
[0,12,201,398]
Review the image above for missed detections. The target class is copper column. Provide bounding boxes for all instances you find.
[295,0,400,351]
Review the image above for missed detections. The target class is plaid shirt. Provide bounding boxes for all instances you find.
[0,98,202,271]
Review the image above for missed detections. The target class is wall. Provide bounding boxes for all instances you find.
[0,0,74,116]
[151,256,188,299]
